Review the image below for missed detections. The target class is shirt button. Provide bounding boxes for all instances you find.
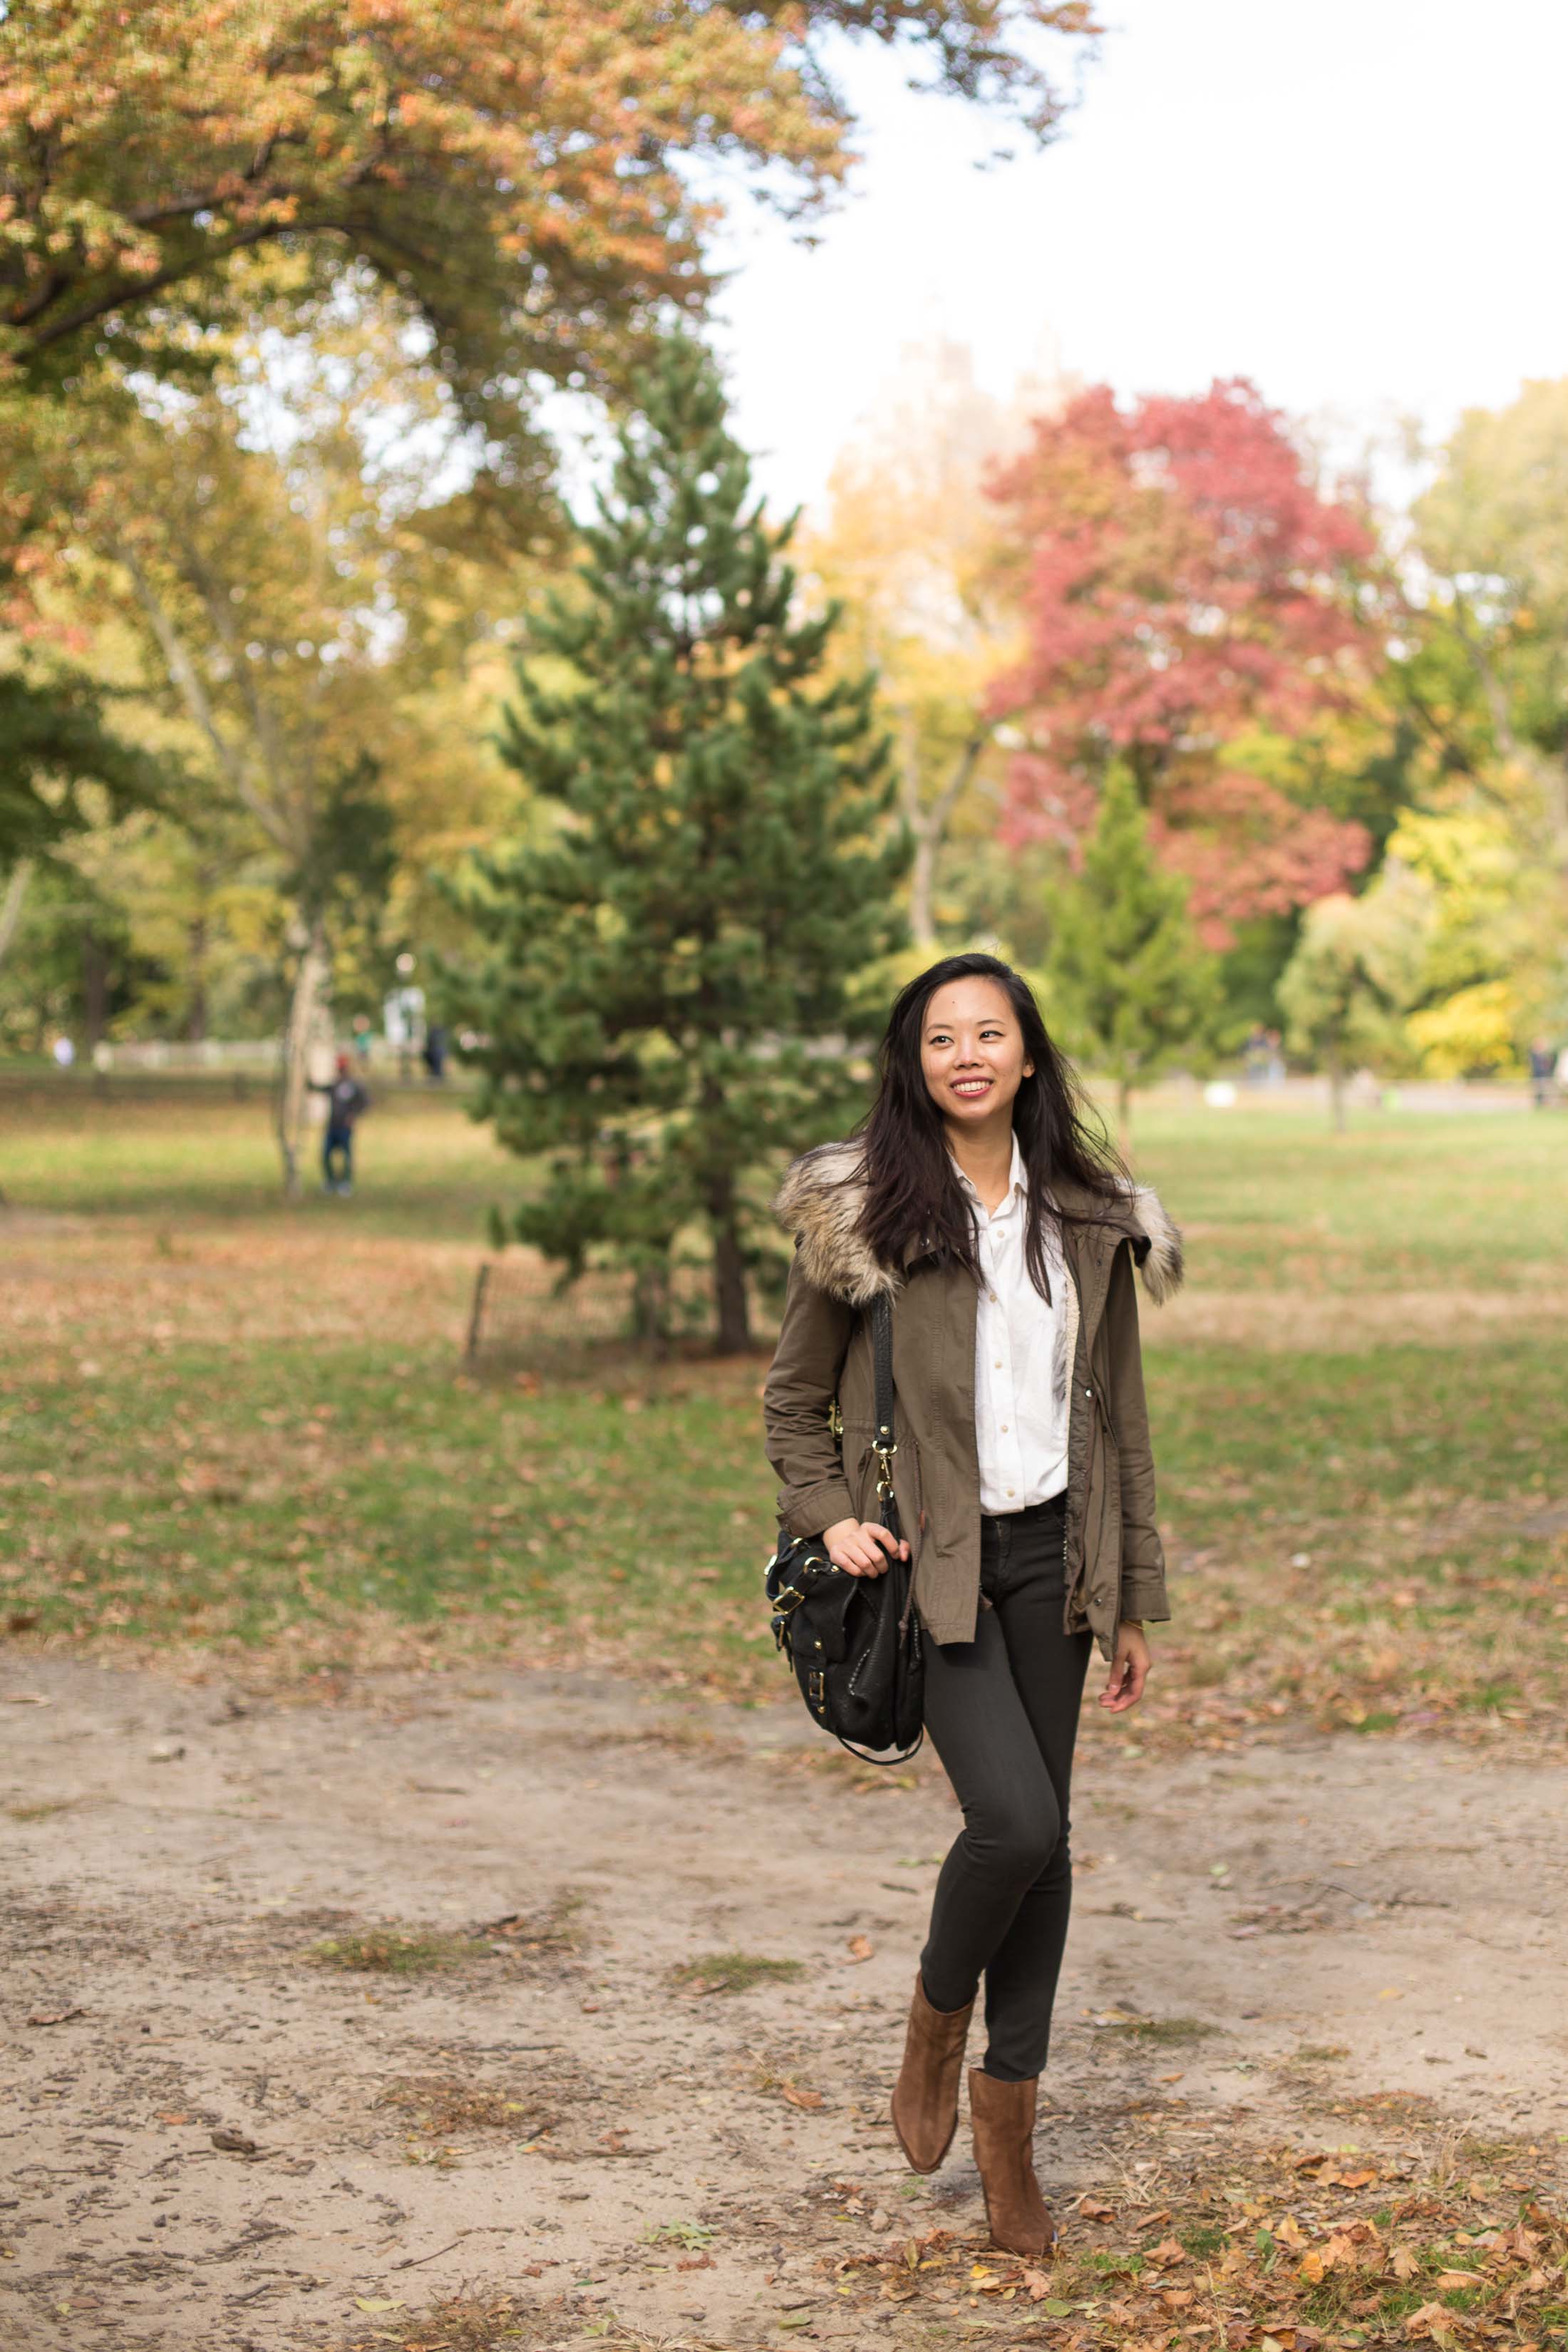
[1000,1423,1008,1433]
[1006,1487,1014,1497]
[994,1359,1002,1369]
[989,1291,997,1303]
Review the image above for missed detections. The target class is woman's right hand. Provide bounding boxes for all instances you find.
[822,1517,909,1577]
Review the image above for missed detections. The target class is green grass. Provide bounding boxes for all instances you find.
[669,1952,806,1994]
[0,1075,510,1236]
[309,1930,495,1974]
[2,1080,1566,1737]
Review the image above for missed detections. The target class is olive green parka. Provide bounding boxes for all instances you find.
[761,1139,1183,1659]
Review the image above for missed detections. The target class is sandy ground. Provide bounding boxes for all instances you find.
[3,1656,1566,2352]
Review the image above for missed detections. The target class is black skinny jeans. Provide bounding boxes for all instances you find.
[918,1492,1093,2081]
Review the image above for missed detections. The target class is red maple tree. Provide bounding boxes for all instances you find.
[988,378,1378,941]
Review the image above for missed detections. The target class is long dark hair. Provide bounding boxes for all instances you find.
[850,953,1133,1299]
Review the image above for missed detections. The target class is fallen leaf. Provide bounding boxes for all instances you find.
[1077,2197,1116,2220]
[354,2299,406,2314]
[3,1693,51,1706]
[1148,2237,1187,2268]
[676,2254,713,2271]
[211,2128,257,2155]
[845,1935,873,1963]
[1432,2269,1482,2292]
[26,2008,83,2028]
[158,2112,193,2126]
[781,2085,823,2110]
[1297,2250,1325,2284]
[1403,2302,1458,2340]
[1391,2247,1420,2281]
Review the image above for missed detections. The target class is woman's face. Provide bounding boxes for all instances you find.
[919,977,1034,1133]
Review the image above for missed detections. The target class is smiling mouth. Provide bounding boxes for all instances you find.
[952,1078,993,1097]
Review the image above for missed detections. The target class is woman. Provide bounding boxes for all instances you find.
[762,954,1182,2260]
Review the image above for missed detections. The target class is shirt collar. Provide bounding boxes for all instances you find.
[951,1129,1028,1216]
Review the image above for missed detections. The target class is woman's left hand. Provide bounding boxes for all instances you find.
[1097,1621,1150,1713]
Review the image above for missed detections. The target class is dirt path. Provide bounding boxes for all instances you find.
[3,1659,1564,2351]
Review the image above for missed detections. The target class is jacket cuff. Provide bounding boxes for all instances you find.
[780,1479,857,1540]
[1119,1569,1171,1624]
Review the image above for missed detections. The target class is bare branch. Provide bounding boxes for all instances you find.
[116,543,294,855]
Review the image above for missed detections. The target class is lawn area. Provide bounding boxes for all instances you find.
[3,1078,1566,1746]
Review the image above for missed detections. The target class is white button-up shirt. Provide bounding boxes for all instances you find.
[951,1132,1071,1514]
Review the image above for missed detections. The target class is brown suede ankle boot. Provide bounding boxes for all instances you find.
[968,2067,1056,2259]
[889,1972,975,2172]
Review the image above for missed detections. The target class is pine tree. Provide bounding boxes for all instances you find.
[450,334,910,1353]
[1044,764,1220,1145]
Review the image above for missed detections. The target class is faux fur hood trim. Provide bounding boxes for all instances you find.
[772,1138,1185,1309]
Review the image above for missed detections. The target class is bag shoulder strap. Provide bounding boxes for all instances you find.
[870,1289,895,1444]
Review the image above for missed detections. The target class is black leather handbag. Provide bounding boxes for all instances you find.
[763,1293,924,1765]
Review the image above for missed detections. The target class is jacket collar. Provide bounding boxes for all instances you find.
[773,1137,1184,1309]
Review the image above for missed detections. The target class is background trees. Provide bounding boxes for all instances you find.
[448,336,909,1352]
[0,0,1101,398]
[1041,765,1219,1144]
[987,378,1380,947]
[799,341,1038,948]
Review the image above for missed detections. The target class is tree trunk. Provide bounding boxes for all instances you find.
[0,859,33,965]
[82,932,110,1053]
[899,723,989,951]
[1328,1053,1346,1134]
[908,820,939,951]
[186,914,209,1042]
[631,1259,672,1358]
[708,1175,751,1354]
[276,915,332,1197]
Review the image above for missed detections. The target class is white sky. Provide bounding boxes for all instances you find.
[707,0,1568,518]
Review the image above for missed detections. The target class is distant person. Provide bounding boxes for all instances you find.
[351,1016,375,1071]
[1264,1026,1286,1086]
[51,1035,76,1069]
[1527,1036,1557,1109]
[309,1054,369,1195]
[1242,1023,1269,1086]
[422,1021,448,1083]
